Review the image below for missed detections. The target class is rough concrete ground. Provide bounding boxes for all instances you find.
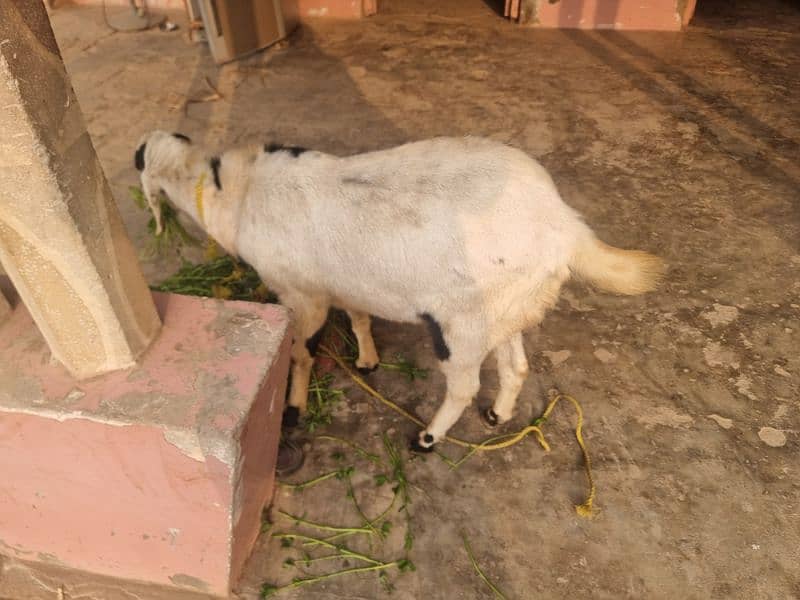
[19,0,800,597]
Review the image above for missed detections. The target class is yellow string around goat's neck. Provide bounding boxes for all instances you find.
[194,171,221,260]
[194,171,206,226]
[319,344,596,517]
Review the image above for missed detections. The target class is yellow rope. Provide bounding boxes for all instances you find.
[194,171,206,225]
[194,171,222,260]
[319,345,596,517]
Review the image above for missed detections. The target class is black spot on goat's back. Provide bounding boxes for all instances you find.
[420,313,450,361]
[264,143,308,157]
[210,156,222,190]
[173,132,192,143]
[134,143,146,172]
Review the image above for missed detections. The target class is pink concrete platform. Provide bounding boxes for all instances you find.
[531,0,696,31]
[0,292,291,597]
[60,0,378,19]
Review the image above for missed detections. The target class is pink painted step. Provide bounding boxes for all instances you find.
[530,0,696,31]
[62,0,378,19]
[0,292,292,597]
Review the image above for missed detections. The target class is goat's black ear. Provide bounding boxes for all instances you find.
[134,143,146,172]
[172,132,191,143]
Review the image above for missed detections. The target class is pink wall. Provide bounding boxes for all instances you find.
[533,0,684,31]
[295,0,374,19]
[61,0,376,19]
[58,0,693,27]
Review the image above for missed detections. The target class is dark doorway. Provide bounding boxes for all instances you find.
[691,0,800,31]
[377,0,507,19]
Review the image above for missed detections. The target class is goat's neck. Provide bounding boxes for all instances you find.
[170,153,243,257]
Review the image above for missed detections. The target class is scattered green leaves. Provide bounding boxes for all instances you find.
[260,510,273,535]
[335,465,355,480]
[260,582,279,598]
[315,435,383,465]
[304,371,344,433]
[383,435,411,512]
[397,558,416,573]
[379,355,429,381]
[329,318,359,359]
[279,468,345,491]
[130,186,200,258]
[152,254,276,302]
[260,561,406,597]
[267,435,417,596]
[278,509,373,536]
[463,533,508,600]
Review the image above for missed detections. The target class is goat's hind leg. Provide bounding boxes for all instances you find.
[412,359,482,452]
[482,332,529,427]
[346,310,380,374]
[412,318,485,452]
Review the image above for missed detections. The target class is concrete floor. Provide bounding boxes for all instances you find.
[22,0,800,597]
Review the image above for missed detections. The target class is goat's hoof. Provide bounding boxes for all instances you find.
[275,439,305,477]
[282,406,300,429]
[356,363,379,376]
[410,432,435,454]
[480,407,500,428]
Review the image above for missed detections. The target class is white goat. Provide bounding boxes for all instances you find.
[135,131,664,451]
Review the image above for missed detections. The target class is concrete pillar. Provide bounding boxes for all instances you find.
[0,0,161,378]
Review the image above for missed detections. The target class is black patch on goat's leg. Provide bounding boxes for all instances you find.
[410,433,435,453]
[284,363,293,401]
[210,156,222,190]
[282,406,300,429]
[357,364,379,376]
[282,364,299,428]
[481,407,499,427]
[419,313,450,361]
[173,133,191,143]
[305,325,325,357]
[134,143,146,172]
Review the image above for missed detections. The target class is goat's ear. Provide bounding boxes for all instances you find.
[172,132,191,143]
[134,143,146,172]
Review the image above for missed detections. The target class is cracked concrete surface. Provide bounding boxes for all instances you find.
[2,0,798,597]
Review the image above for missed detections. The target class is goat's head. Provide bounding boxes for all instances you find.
[134,130,193,235]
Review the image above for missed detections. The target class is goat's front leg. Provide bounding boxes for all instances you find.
[346,310,380,373]
[482,332,529,427]
[283,294,329,427]
[140,175,164,235]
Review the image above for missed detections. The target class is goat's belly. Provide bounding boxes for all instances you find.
[330,293,421,324]
[323,257,529,327]
[326,276,461,324]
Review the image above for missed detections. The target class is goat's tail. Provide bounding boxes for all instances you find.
[570,236,666,296]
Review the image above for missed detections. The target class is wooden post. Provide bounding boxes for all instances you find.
[0,0,161,378]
